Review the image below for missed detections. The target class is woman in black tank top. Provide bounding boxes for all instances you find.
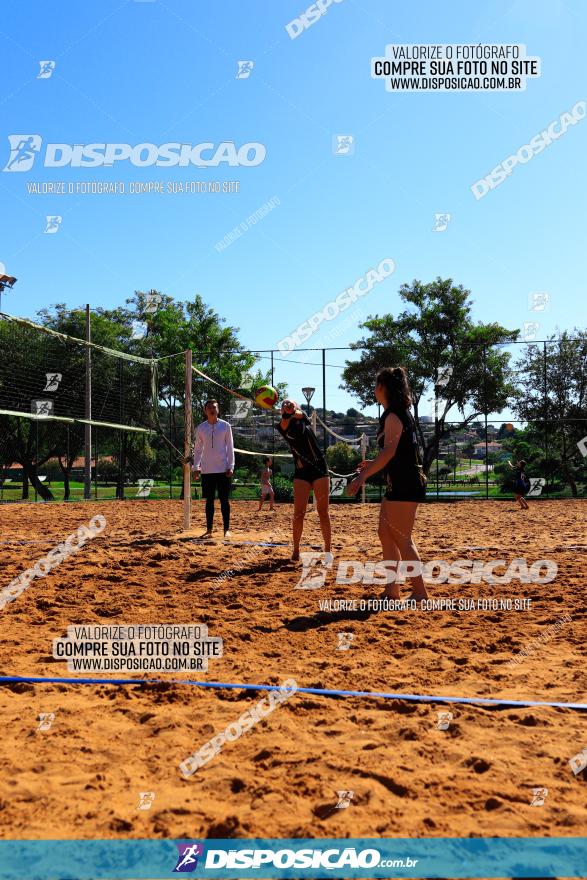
[278,399,331,562]
[347,367,428,600]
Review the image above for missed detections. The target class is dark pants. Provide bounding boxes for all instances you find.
[201,473,231,531]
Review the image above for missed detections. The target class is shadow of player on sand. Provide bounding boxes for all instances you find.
[284,605,374,633]
[184,558,295,584]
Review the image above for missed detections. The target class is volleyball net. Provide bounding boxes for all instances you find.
[0,312,369,507]
[0,313,181,503]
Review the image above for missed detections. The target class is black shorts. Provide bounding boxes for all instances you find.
[201,473,231,501]
[384,472,426,503]
[293,465,328,485]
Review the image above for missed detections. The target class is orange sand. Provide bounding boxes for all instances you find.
[0,499,585,842]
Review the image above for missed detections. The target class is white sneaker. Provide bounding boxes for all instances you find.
[224,530,232,539]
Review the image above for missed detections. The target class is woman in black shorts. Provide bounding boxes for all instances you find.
[347,367,428,600]
[277,399,331,561]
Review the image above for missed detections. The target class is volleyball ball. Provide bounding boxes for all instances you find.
[254,385,279,409]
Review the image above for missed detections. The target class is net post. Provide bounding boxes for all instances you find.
[311,408,317,510]
[183,350,192,529]
[322,348,327,454]
[84,304,92,500]
[360,432,366,504]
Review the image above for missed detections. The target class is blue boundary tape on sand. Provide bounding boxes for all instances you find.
[0,675,586,710]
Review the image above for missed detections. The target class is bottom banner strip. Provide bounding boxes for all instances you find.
[0,838,586,879]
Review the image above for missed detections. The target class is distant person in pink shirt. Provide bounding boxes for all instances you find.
[257,457,275,511]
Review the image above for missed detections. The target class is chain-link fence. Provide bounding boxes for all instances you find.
[1,335,585,503]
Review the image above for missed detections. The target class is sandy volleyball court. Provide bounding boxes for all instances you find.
[0,498,585,842]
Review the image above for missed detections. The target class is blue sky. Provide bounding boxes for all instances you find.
[1,0,586,417]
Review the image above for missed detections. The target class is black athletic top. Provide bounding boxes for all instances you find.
[377,405,425,490]
[277,413,327,473]
[514,465,528,493]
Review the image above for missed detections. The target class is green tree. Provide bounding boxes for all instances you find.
[341,278,518,474]
[326,441,361,476]
[513,330,587,496]
[493,428,545,490]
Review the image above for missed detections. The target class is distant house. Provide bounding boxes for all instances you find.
[473,441,502,458]
[452,430,478,443]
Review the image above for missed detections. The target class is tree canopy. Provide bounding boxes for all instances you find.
[341,277,519,472]
[0,292,266,499]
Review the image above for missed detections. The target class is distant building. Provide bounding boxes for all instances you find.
[452,430,478,443]
[473,441,502,458]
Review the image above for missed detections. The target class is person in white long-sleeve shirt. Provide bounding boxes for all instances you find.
[192,398,235,538]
